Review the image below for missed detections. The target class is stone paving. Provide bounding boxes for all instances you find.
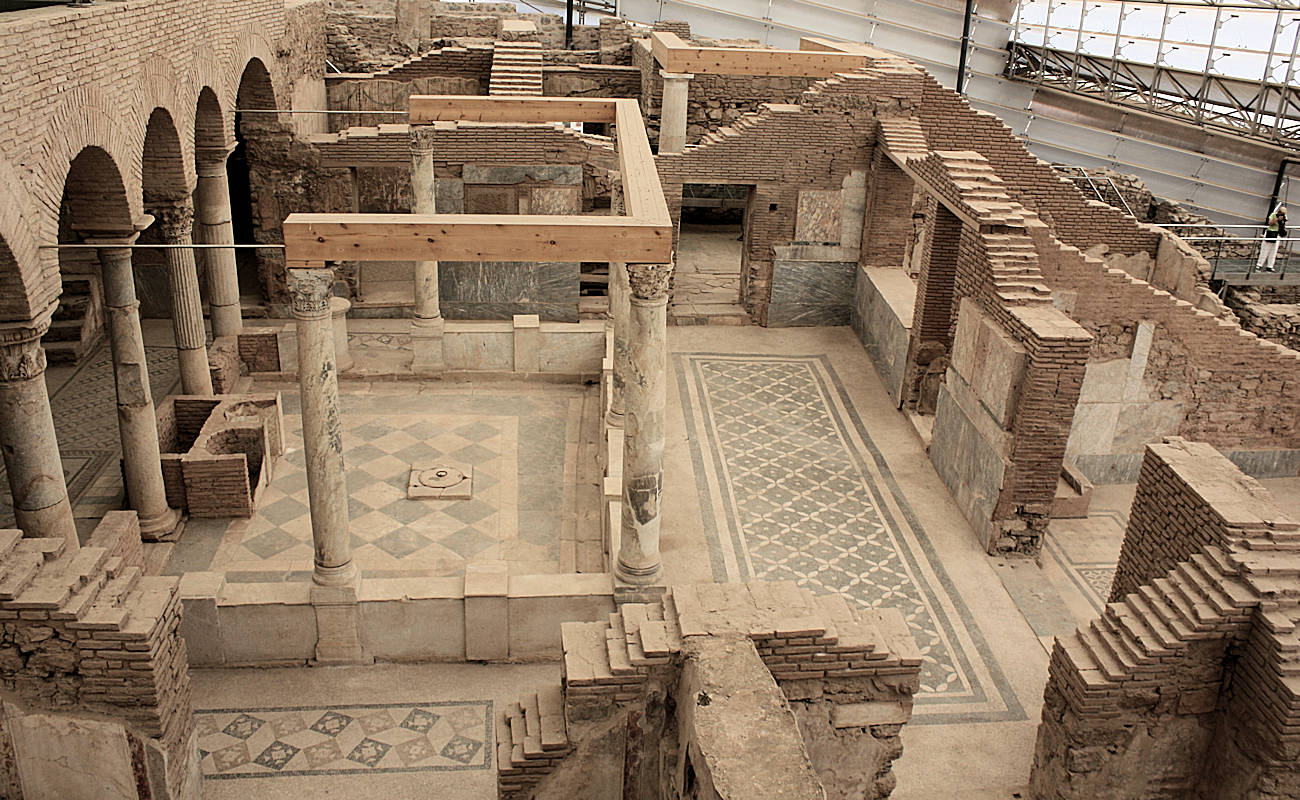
[167,381,592,580]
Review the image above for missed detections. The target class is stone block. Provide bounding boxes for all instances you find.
[538,323,606,374]
[465,561,509,660]
[527,185,581,215]
[7,706,137,800]
[930,381,1007,550]
[1065,402,1120,457]
[851,266,914,408]
[442,324,514,371]
[463,164,583,185]
[513,314,541,373]
[950,298,1025,428]
[767,258,856,327]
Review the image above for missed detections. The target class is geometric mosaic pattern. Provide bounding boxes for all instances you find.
[676,353,1023,723]
[199,385,583,580]
[196,701,492,778]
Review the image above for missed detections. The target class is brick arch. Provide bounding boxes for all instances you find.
[142,108,191,206]
[60,147,134,235]
[34,85,145,246]
[225,29,285,130]
[0,155,50,323]
[137,53,198,192]
[194,87,227,151]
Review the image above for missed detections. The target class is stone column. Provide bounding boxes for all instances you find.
[0,317,78,547]
[288,268,355,587]
[94,235,181,539]
[607,261,629,427]
[194,144,243,338]
[331,296,353,372]
[409,126,445,373]
[658,71,694,154]
[617,263,672,586]
[156,205,214,395]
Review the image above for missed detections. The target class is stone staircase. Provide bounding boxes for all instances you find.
[44,275,103,366]
[489,41,543,96]
[496,582,923,799]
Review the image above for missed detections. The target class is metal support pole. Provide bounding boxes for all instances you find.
[1152,5,1172,112]
[566,0,574,49]
[957,0,975,93]
[1271,16,1300,141]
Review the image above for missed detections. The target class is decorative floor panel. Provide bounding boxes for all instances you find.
[196,701,492,778]
[676,353,1023,723]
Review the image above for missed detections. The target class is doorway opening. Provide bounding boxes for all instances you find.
[672,183,751,325]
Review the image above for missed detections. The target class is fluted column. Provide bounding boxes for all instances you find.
[94,233,181,539]
[194,144,243,338]
[409,126,445,373]
[157,205,214,395]
[0,317,78,547]
[288,267,354,587]
[617,262,672,585]
[658,71,693,154]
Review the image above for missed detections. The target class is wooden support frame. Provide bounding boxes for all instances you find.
[283,96,672,263]
[649,31,870,77]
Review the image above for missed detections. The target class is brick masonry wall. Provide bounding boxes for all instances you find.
[237,328,282,372]
[0,0,326,324]
[1030,438,1300,798]
[0,517,197,800]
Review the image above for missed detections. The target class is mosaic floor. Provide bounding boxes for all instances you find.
[197,701,492,779]
[1044,487,1130,619]
[0,338,180,530]
[170,383,590,579]
[675,352,1022,723]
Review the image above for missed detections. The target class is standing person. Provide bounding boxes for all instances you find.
[1257,205,1288,272]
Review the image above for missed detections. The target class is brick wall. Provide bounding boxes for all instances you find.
[0,0,326,324]
[0,516,197,799]
[237,328,282,373]
[1030,438,1300,797]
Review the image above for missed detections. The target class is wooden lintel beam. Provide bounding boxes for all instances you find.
[282,213,673,263]
[650,31,868,77]
[409,95,618,124]
[615,99,671,225]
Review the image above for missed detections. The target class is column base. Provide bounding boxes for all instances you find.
[613,573,666,605]
[138,506,183,542]
[615,558,662,586]
[410,317,445,374]
[605,408,625,428]
[310,574,372,666]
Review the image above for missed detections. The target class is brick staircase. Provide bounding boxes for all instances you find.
[489,41,543,96]
[496,582,923,799]
[44,275,103,366]
[0,512,196,798]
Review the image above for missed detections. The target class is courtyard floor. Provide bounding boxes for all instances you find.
[4,319,1299,798]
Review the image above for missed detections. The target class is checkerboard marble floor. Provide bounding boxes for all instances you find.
[182,381,593,580]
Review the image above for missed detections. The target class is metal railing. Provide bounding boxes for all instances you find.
[1053,165,1137,216]
[1173,234,1300,283]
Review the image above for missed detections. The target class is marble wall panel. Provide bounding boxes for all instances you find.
[527,185,582,215]
[795,189,843,244]
[463,164,582,185]
[851,266,913,408]
[7,707,137,800]
[767,259,856,327]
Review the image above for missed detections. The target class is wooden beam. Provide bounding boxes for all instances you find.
[409,95,618,124]
[650,31,868,77]
[614,99,670,225]
[282,213,673,263]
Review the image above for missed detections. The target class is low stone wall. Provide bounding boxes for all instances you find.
[178,569,614,665]
[851,266,915,408]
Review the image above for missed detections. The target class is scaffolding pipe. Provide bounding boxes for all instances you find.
[957,0,976,92]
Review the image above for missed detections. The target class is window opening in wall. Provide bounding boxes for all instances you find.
[673,183,751,323]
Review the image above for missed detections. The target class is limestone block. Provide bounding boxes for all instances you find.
[442,324,513,371]
[359,577,465,660]
[1065,402,1121,457]
[794,190,843,244]
[507,574,614,657]
[178,571,225,666]
[513,314,541,373]
[538,323,605,374]
[218,582,315,663]
[7,705,136,800]
[1111,400,1184,453]
[529,186,582,215]
[1077,359,1129,404]
[465,560,509,660]
[950,298,1026,428]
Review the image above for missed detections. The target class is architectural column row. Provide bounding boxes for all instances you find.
[1,144,245,544]
[194,144,245,339]
[409,126,445,373]
[616,262,672,587]
[0,317,78,547]
[156,205,214,396]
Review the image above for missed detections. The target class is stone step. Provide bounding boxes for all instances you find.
[45,318,84,342]
[561,620,615,686]
[1175,560,1239,616]
[1116,593,1182,652]
[1078,626,1133,682]
[536,683,567,751]
[0,548,44,601]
